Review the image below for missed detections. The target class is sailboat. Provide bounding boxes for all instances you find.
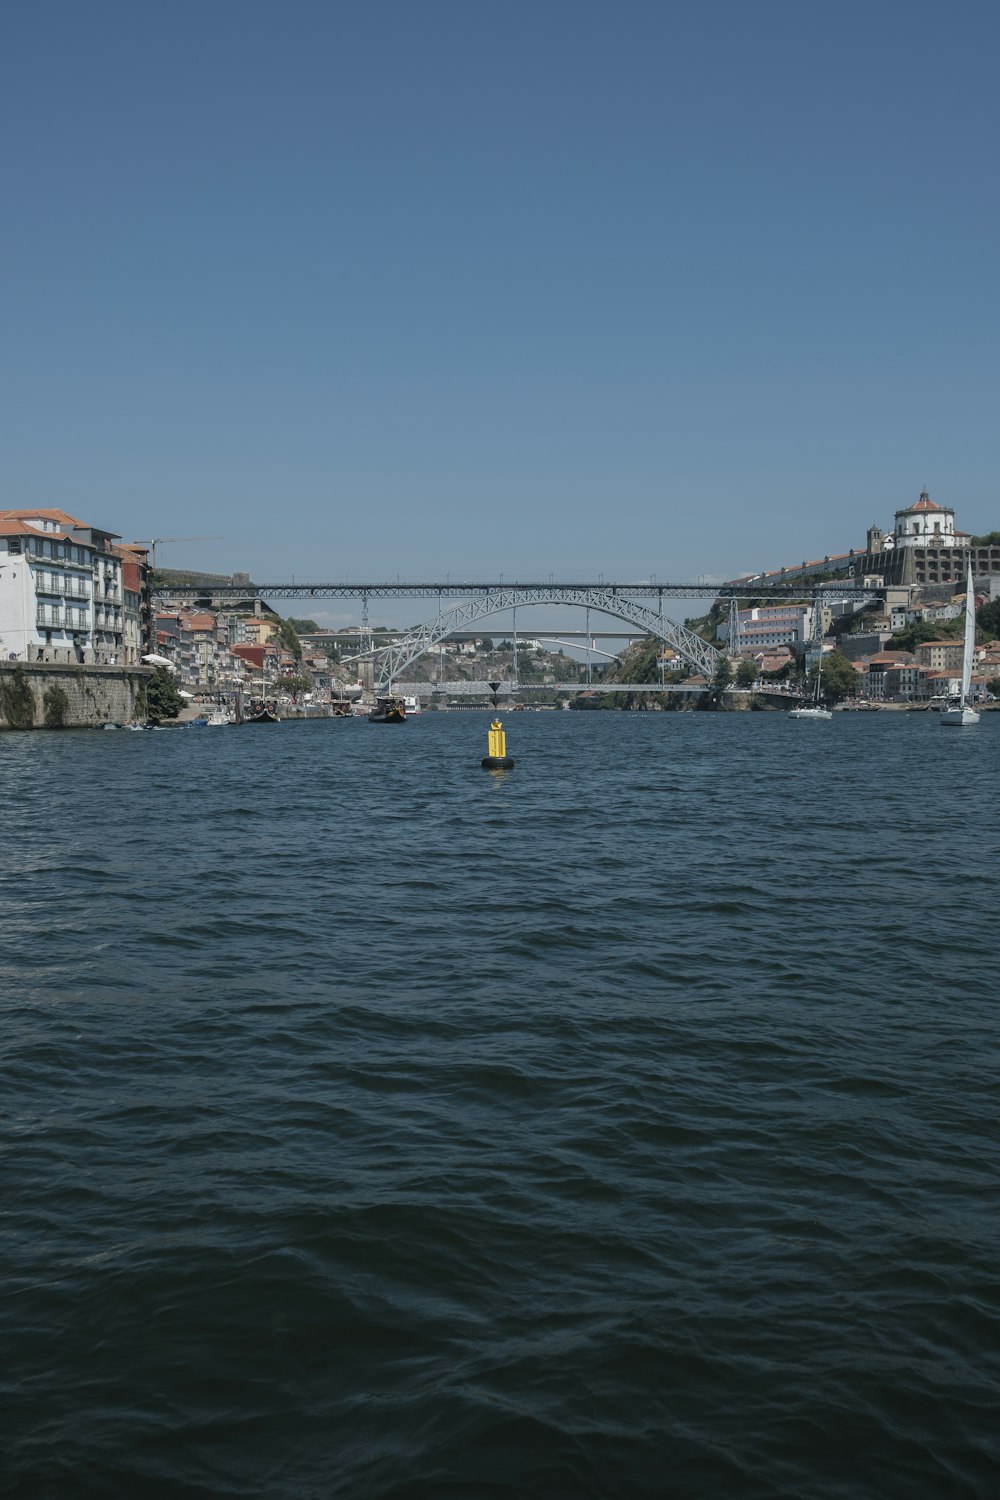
[940,567,980,727]
[789,649,833,720]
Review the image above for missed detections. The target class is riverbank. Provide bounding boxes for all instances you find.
[0,662,151,731]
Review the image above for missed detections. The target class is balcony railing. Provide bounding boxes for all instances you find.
[32,572,92,599]
[36,608,64,628]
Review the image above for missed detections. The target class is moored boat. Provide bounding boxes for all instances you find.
[789,649,832,720]
[369,696,406,723]
[246,704,280,723]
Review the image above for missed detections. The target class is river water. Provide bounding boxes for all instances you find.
[2,710,998,1498]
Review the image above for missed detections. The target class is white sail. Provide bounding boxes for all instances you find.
[940,564,980,726]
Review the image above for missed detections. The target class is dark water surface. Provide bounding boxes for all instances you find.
[2,711,998,1498]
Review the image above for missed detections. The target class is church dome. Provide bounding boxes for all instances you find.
[893,489,958,546]
[904,489,952,515]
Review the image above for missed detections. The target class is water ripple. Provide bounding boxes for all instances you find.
[2,713,999,1498]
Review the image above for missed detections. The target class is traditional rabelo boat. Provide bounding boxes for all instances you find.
[369,696,406,723]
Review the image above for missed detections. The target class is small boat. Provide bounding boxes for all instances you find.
[205,708,230,727]
[789,651,832,720]
[247,706,280,723]
[402,695,421,716]
[788,704,833,720]
[369,696,406,723]
[940,566,980,727]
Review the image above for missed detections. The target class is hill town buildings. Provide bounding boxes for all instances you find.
[737,490,1000,592]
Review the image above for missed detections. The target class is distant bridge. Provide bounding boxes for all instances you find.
[169,578,879,603]
[162,577,880,691]
[396,681,804,699]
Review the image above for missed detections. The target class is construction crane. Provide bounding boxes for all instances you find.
[129,536,224,570]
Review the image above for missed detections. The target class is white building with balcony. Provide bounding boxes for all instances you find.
[0,507,125,664]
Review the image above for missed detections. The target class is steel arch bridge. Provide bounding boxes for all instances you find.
[373,585,723,689]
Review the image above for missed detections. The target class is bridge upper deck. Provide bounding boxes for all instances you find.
[162,579,880,603]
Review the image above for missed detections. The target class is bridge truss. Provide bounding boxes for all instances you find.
[370,585,724,687]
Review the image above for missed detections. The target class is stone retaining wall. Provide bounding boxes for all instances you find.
[0,662,151,730]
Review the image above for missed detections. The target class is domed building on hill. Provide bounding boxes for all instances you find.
[893,490,960,549]
[860,490,998,587]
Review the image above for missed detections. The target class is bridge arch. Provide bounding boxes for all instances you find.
[375,585,722,689]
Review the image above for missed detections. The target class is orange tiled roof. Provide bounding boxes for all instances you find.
[0,505,87,527]
[905,490,946,513]
[0,518,80,541]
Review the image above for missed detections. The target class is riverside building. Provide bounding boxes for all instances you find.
[0,507,149,665]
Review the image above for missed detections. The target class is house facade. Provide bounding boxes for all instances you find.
[914,639,965,673]
[0,507,129,665]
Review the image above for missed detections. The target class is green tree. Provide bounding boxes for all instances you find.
[970,531,1000,546]
[815,650,858,703]
[735,658,757,687]
[713,655,733,690]
[977,597,1000,639]
[887,617,962,653]
[284,617,319,634]
[279,671,313,702]
[145,666,184,722]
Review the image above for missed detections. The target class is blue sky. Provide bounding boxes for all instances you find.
[2,0,998,623]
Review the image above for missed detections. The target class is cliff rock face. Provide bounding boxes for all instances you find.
[0,663,149,730]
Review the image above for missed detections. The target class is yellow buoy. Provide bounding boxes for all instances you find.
[482,718,515,770]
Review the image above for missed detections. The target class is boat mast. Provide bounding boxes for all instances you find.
[811,592,825,702]
[962,564,975,704]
